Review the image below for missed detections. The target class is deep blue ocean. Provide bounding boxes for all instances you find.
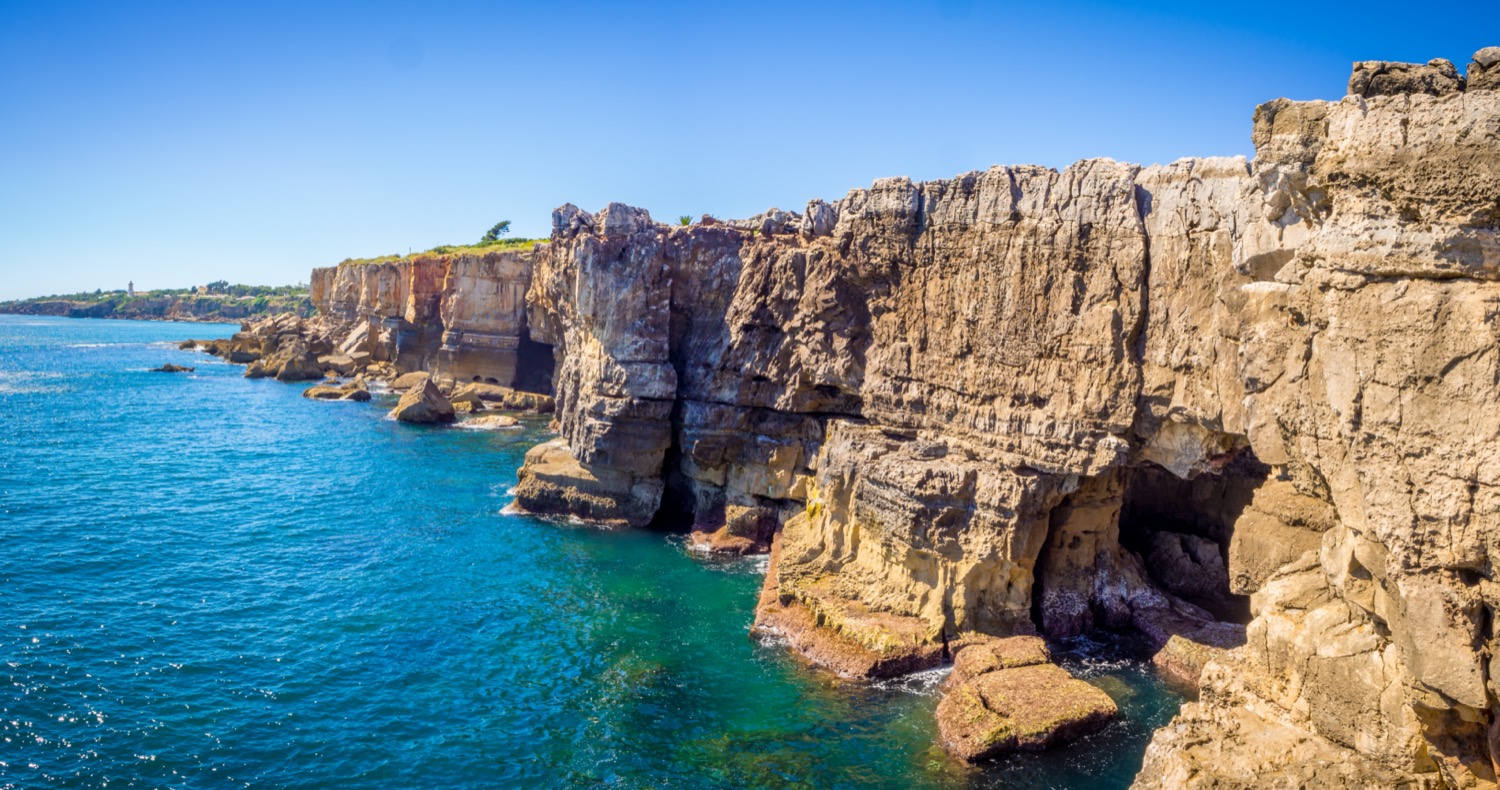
[0,314,1183,789]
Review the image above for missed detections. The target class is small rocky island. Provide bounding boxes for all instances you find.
[186,51,1500,787]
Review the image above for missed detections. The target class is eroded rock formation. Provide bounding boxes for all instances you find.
[936,636,1117,762]
[192,50,1499,786]
[507,52,1500,786]
[308,247,551,389]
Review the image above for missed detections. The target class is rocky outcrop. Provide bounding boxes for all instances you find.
[1472,48,1500,92]
[302,380,371,402]
[1349,58,1465,97]
[175,48,1499,783]
[388,378,455,424]
[506,50,1500,785]
[936,637,1117,762]
[307,248,550,388]
[449,383,555,413]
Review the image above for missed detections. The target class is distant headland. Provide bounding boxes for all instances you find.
[0,281,313,323]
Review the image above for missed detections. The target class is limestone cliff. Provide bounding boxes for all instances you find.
[306,247,552,391]
[508,52,1500,787]
[210,49,1500,787]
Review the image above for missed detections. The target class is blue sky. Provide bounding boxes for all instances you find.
[0,1,1494,300]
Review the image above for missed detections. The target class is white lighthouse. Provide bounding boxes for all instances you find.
[128,281,134,296]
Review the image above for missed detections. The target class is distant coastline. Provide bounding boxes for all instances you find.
[0,284,313,323]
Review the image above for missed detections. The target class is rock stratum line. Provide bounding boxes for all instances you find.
[209,51,1500,787]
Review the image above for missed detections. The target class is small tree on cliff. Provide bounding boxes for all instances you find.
[481,220,511,243]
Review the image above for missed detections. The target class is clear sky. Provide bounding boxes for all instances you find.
[0,1,1494,300]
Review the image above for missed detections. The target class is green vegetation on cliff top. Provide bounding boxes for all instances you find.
[337,236,544,266]
[337,219,545,266]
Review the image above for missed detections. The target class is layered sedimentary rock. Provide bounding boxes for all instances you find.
[307,248,550,389]
[509,52,1500,785]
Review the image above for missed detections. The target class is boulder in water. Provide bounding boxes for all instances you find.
[303,380,371,402]
[272,341,323,382]
[450,382,555,413]
[935,637,1117,762]
[150,364,194,373]
[389,378,455,424]
[390,371,431,391]
[464,414,518,428]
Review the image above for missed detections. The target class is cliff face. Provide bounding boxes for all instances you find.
[308,248,547,389]
[510,52,1500,787]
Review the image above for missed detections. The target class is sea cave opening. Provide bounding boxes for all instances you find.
[513,325,555,395]
[1031,447,1265,651]
[1117,452,1265,626]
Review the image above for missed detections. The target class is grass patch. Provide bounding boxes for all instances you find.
[339,237,544,266]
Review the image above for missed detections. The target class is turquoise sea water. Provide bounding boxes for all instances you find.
[0,314,1183,789]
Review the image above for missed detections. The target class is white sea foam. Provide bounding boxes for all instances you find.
[456,420,523,432]
[873,666,952,696]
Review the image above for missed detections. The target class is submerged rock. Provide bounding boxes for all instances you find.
[464,414,518,428]
[388,378,454,424]
[150,364,194,373]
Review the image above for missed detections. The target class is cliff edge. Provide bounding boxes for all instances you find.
[221,49,1500,787]
[510,51,1500,787]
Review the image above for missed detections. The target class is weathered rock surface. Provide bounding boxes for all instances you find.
[504,51,1500,787]
[1349,58,1465,97]
[199,49,1500,785]
[302,380,371,402]
[1472,48,1500,92]
[390,371,430,391]
[936,637,1117,762]
[388,378,454,424]
[449,382,555,412]
[309,249,552,388]
[463,413,518,429]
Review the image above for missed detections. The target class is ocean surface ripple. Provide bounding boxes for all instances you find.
[0,315,1183,789]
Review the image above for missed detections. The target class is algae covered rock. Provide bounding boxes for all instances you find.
[936,638,1117,763]
[389,378,455,424]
